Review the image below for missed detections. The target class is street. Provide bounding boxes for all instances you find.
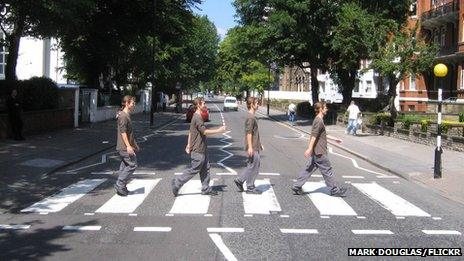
[1,97,463,260]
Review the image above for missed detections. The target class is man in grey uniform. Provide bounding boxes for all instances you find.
[292,101,347,197]
[171,97,226,196]
[115,95,139,196]
[234,97,263,194]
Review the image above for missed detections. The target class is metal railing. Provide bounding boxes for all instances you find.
[421,0,459,21]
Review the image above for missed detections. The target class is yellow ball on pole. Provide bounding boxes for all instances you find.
[434,63,448,78]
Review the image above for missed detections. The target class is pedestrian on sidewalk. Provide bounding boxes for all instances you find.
[7,89,25,141]
[291,102,347,197]
[288,102,296,126]
[171,97,227,197]
[345,100,361,135]
[114,95,139,196]
[234,97,263,194]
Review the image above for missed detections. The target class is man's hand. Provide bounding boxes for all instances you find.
[219,125,227,133]
[185,144,191,154]
[260,144,264,151]
[127,146,135,156]
[333,138,342,144]
[304,148,312,158]
[247,147,254,157]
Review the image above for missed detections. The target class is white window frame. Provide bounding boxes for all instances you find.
[0,32,7,78]
[365,80,372,93]
[461,67,464,90]
[409,75,416,91]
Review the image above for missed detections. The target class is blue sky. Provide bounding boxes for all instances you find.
[194,0,237,39]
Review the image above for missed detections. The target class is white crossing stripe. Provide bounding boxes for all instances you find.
[169,180,214,214]
[302,182,357,216]
[422,230,461,235]
[21,179,107,213]
[352,230,393,235]
[209,233,238,261]
[242,179,281,215]
[63,226,101,231]
[0,224,31,230]
[207,227,244,233]
[91,170,156,175]
[280,229,318,234]
[134,227,171,232]
[95,179,161,213]
[342,175,364,179]
[352,182,431,217]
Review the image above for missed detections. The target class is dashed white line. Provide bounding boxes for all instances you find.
[422,230,461,235]
[352,230,394,235]
[0,224,31,230]
[432,217,442,220]
[280,229,319,234]
[63,226,101,231]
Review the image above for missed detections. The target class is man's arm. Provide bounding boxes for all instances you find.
[185,132,191,154]
[121,132,135,155]
[204,126,226,136]
[246,133,253,157]
[304,136,317,157]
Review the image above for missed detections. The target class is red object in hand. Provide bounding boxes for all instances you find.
[186,105,209,122]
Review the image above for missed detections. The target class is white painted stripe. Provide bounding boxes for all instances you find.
[352,230,393,235]
[328,147,388,177]
[280,215,290,218]
[21,179,106,213]
[63,226,101,231]
[165,213,174,217]
[280,229,318,234]
[312,175,323,178]
[204,214,213,217]
[0,224,31,230]
[320,216,330,219]
[174,172,183,176]
[39,212,48,215]
[95,179,161,213]
[432,217,442,220]
[302,182,357,216]
[209,233,238,261]
[84,213,95,216]
[396,217,405,219]
[422,230,461,235]
[356,216,366,219]
[215,172,236,176]
[207,228,244,233]
[242,179,281,215]
[352,182,430,217]
[244,214,253,217]
[133,227,171,232]
[342,176,364,179]
[91,170,156,175]
[169,180,214,214]
[259,173,280,176]
[128,213,138,216]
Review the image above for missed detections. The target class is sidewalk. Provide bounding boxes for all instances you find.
[256,105,464,205]
[0,112,181,183]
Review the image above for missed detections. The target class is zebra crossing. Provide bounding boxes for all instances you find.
[18,177,433,219]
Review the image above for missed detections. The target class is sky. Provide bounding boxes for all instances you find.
[194,0,237,39]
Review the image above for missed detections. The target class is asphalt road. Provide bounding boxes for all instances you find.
[1,97,463,260]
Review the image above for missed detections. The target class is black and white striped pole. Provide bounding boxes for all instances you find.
[433,63,447,179]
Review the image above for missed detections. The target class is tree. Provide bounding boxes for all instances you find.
[371,24,438,119]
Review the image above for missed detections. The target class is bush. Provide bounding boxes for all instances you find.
[296,101,314,117]
[420,119,430,133]
[459,111,464,123]
[371,112,392,125]
[2,77,59,111]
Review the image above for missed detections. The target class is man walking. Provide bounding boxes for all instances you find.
[7,89,25,140]
[172,97,226,196]
[288,102,296,125]
[292,102,347,197]
[115,95,139,196]
[345,100,360,135]
[234,97,263,194]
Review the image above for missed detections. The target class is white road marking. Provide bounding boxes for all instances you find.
[280,229,318,234]
[422,230,461,235]
[302,182,357,216]
[91,170,156,175]
[259,172,280,176]
[432,217,442,220]
[21,179,107,213]
[169,180,214,214]
[352,182,430,217]
[207,228,244,233]
[84,213,95,216]
[242,179,281,215]
[209,233,238,261]
[204,214,213,217]
[342,175,364,179]
[133,227,171,232]
[95,179,160,213]
[63,226,101,231]
[244,214,253,217]
[129,213,138,217]
[352,230,393,235]
[280,215,290,218]
[356,216,366,219]
[396,217,405,219]
[328,147,391,177]
[320,216,330,219]
[0,224,31,230]
[211,101,237,175]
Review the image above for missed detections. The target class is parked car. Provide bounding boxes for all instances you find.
[223,97,238,111]
[186,105,209,122]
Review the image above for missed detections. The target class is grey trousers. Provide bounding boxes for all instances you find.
[293,154,338,190]
[237,151,260,189]
[117,150,138,186]
[175,152,211,192]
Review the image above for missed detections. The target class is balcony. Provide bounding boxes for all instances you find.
[421,0,459,28]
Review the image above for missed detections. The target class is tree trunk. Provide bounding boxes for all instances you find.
[5,18,25,81]
[388,75,399,122]
[310,64,319,105]
[340,69,357,106]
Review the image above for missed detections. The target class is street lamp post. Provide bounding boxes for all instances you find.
[267,64,270,116]
[433,63,448,179]
[150,0,156,127]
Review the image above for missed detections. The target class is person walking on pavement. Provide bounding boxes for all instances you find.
[345,100,360,136]
[288,102,296,126]
[172,97,226,197]
[114,95,139,196]
[292,102,347,197]
[234,97,263,194]
[7,89,25,141]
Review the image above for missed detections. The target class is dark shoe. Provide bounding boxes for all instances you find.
[201,189,218,196]
[330,187,347,197]
[171,179,180,197]
[245,187,262,194]
[114,184,128,196]
[291,186,303,195]
[233,179,244,192]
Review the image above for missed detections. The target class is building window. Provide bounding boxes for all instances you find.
[354,80,360,93]
[410,1,417,17]
[410,75,416,91]
[366,80,372,93]
[408,105,415,111]
[0,32,8,77]
[441,27,446,47]
[461,67,464,90]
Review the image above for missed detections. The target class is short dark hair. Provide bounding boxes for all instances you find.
[246,97,257,109]
[193,97,204,108]
[121,95,136,108]
[314,101,327,114]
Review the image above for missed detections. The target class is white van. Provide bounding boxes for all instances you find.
[223,97,238,111]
